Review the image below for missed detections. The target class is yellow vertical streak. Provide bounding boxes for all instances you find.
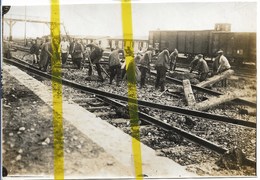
[50,0,64,179]
[121,1,143,179]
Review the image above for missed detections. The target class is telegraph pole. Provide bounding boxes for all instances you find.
[5,15,16,41]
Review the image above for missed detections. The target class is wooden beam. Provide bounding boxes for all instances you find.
[197,69,234,87]
[192,90,245,111]
[4,17,63,25]
[183,79,196,106]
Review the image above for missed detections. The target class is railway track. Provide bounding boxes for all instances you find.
[3,56,256,172]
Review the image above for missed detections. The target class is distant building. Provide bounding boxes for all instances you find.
[69,35,110,49]
[108,35,148,52]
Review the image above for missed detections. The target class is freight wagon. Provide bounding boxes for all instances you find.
[149,27,256,64]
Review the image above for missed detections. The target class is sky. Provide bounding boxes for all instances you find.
[2,1,257,39]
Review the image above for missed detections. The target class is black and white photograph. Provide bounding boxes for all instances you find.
[1,0,258,178]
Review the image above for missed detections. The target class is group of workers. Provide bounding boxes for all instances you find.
[10,36,231,92]
[28,37,105,81]
[189,50,231,82]
[108,47,180,91]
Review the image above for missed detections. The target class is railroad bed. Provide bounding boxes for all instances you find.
[2,63,196,178]
[2,50,257,176]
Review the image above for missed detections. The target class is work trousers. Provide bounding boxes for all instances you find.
[109,65,121,85]
[139,66,148,88]
[61,53,68,64]
[73,58,82,69]
[155,66,167,92]
[88,62,104,81]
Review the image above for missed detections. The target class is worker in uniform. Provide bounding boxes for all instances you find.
[60,37,70,64]
[108,49,124,86]
[39,37,52,72]
[155,49,170,92]
[215,50,231,74]
[191,54,209,81]
[86,43,104,82]
[29,39,40,64]
[3,41,11,59]
[71,39,84,69]
[139,47,154,88]
[169,48,178,71]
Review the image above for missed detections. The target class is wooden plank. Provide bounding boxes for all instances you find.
[197,69,234,87]
[183,79,196,106]
[192,90,244,111]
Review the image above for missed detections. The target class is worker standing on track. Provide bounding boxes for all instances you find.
[3,40,11,59]
[86,43,104,82]
[169,48,178,71]
[215,50,231,74]
[29,39,40,64]
[139,47,154,89]
[155,49,170,92]
[60,37,70,64]
[71,39,84,69]
[108,48,124,86]
[39,37,52,72]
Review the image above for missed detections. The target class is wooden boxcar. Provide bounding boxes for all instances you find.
[149,30,256,63]
[149,30,211,55]
[209,32,256,62]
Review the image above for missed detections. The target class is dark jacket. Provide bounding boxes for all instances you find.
[87,44,103,63]
[72,42,84,59]
[30,43,40,55]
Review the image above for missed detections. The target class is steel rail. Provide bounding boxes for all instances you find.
[150,71,256,107]
[3,57,256,128]
[100,96,227,154]
[99,96,256,168]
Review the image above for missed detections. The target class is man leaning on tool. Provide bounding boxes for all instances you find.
[71,39,84,69]
[155,49,170,92]
[86,43,104,82]
[108,48,124,86]
[39,37,52,72]
[139,47,154,89]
